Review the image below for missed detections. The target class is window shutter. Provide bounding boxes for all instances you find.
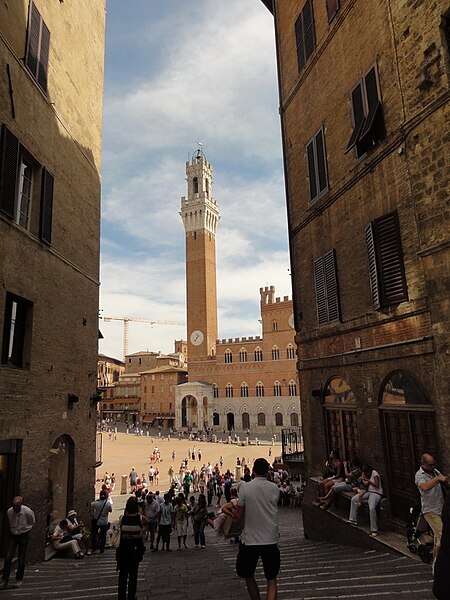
[303,1,315,61]
[375,212,408,305]
[295,13,306,71]
[324,249,340,322]
[306,140,317,201]
[314,256,328,325]
[37,21,50,92]
[326,0,340,21]
[345,83,365,154]
[315,129,328,193]
[40,168,54,245]
[0,126,19,219]
[365,222,380,309]
[26,3,41,79]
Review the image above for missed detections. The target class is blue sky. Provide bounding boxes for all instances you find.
[99,0,292,361]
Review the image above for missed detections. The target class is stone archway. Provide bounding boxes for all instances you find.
[181,395,199,428]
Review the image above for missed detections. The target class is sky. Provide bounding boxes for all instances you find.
[99,0,292,362]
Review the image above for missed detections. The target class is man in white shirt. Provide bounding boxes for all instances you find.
[0,497,35,590]
[145,492,160,549]
[235,458,280,600]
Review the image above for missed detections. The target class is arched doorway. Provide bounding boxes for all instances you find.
[48,435,74,526]
[227,412,235,432]
[242,412,250,431]
[181,395,198,429]
[380,370,437,519]
[323,377,359,462]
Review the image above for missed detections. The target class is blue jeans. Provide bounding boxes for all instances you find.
[2,531,30,582]
[349,492,381,532]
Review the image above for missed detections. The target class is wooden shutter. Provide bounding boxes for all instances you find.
[303,0,315,61]
[40,168,54,245]
[326,0,340,22]
[26,3,41,79]
[315,129,328,193]
[0,126,19,219]
[306,140,317,201]
[295,13,306,71]
[324,249,340,322]
[345,83,365,154]
[365,222,381,308]
[366,212,408,309]
[375,212,408,305]
[37,21,50,92]
[314,256,327,325]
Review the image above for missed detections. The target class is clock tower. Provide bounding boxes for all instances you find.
[180,149,219,362]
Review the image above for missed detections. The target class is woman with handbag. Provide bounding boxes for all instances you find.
[116,496,146,600]
[90,490,112,554]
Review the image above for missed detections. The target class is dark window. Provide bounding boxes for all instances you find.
[193,177,198,194]
[225,384,233,398]
[289,381,298,396]
[242,413,250,430]
[287,345,295,359]
[0,125,54,243]
[26,2,50,93]
[256,383,264,397]
[239,349,247,362]
[441,9,450,80]
[224,350,233,364]
[272,347,280,360]
[365,211,408,309]
[213,412,220,426]
[314,249,340,325]
[275,412,283,426]
[295,0,316,72]
[2,293,33,368]
[274,382,282,396]
[213,384,219,398]
[240,384,249,398]
[254,348,263,362]
[326,0,340,22]
[345,66,385,158]
[290,413,299,426]
[307,128,329,203]
[257,412,266,426]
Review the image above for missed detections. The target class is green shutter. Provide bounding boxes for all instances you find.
[40,168,54,245]
[0,125,19,219]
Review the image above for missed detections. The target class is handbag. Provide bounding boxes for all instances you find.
[61,534,73,544]
[222,514,244,539]
[109,527,121,548]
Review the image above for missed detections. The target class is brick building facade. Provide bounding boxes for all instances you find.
[261,0,449,519]
[0,1,105,561]
[175,151,300,434]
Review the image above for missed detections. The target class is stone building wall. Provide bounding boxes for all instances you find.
[0,0,105,561]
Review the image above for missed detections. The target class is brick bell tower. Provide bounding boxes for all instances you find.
[180,149,219,362]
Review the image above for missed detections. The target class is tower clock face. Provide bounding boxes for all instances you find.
[190,330,204,346]
[288,313,295,329]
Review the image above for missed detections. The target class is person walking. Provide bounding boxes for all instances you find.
[234,458,280,600]
[415,453,448,563]
[116,496,146,600]
[90,490,112,554]
[192,494,208,548]
[144,491,160,549]
[0,496,35,589]
[433,490,450,599]
[153,494,173,552]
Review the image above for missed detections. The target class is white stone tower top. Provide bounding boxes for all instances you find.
[180,149,219,235]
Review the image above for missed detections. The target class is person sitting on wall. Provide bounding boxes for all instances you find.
[318,458,363,510]
[317,449,344,499]
[347,464,383,537]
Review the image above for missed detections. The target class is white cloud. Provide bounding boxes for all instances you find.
[99,0,290,359]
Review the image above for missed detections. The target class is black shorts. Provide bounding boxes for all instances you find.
[236,542,280,580]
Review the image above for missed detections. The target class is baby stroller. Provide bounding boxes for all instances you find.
[406,506,434,563]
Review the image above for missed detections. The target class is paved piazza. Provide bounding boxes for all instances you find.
[96,431,280,517]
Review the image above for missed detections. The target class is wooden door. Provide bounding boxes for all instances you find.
[382,409,437,520]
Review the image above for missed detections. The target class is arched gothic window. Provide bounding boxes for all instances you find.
[240,383,249,397]
[225,350,233,364]
[288,381,297,396]
[287,345,295,359]
[275,412,283,426]
[213,384,219,398]
[257,412,266,426]
[225,383,233,398]
[256,382,264,397]
[254,348,263,362]
[193,176,199,194]
[274,381,282,396]
[239,349,247,362]
[272,346,280,360]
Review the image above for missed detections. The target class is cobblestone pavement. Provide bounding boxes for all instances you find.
[0,506,434,599]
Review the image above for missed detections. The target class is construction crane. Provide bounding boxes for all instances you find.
[103,316,185,360]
